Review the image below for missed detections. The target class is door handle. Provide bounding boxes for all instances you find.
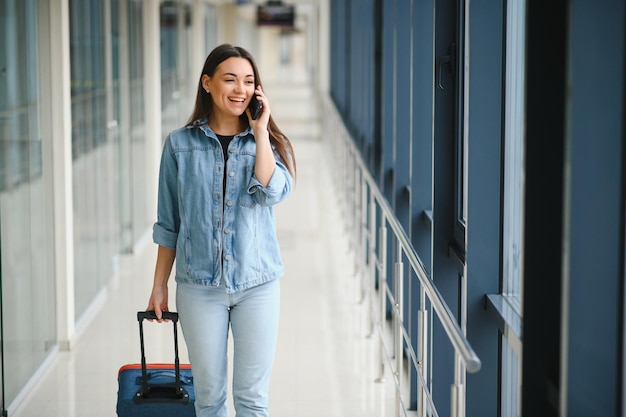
[436,42,456,90]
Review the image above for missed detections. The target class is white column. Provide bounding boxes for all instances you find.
[191,0,206,97]
[257,27,282,82]
[46,0,75,350]
[104,0,114,128]
[317,0,330,95]
[117,0,133,252]
[218,3,238,45]
[143,0,162,224]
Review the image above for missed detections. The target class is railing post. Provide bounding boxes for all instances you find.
[343,144,352,231]
[451,352,466,417]
[360,175,368,302]
[452,272,468,417]
[334,126,341,205]
[339,132,348,219]
[417,287,428,417]
[375,222,388,383]
[350,150,357,252]
[395,244,404,417]
[353,164,361,277]
[367,191,377,338]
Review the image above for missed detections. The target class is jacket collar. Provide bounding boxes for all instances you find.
[190,118,252,139]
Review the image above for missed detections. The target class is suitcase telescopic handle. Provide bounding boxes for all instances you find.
[137,311,183,400]
[137,310,178,322]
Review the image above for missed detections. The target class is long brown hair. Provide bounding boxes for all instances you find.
[186,44,296,179]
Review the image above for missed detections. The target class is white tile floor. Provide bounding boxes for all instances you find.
[10,72,397,417]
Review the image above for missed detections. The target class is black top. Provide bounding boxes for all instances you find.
[216,134,234,200]
[216,134,234,162]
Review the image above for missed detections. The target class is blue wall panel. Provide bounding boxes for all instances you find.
[564,0,625,414]
[465,1,502,415]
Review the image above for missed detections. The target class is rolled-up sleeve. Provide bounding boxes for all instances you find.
[247,159,293,206]
[153,137,179,249]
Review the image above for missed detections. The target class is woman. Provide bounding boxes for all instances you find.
[147,44,296,417]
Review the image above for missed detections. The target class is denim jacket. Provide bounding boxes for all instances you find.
[152,121,293,293]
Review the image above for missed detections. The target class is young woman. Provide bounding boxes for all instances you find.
[147,44,296,417]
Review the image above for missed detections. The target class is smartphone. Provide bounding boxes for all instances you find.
[249,95,263,120]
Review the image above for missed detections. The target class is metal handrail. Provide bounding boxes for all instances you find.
[320,95,481,416]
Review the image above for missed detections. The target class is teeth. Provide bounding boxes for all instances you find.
[229,98,245,103]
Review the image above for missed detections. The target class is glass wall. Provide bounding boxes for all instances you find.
[0,0,56,406]
[204,4,218,56]
[160,1,192,138]
[111,0,132,252]
[128,0,149,246]
[159,2,218,148]
[70,0,120,320]
[1,0,210,410]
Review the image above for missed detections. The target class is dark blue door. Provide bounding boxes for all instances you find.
[432,0,467,415]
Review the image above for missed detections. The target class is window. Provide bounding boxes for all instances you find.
[0,0,56,407]
[502,0,525,305]
[501,0,526,415]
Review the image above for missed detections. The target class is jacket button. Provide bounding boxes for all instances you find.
[229,171,235,177]
[224,228,231,234]
[226,201,233,207]
[224,255,231,261]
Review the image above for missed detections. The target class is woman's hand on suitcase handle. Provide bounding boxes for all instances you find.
[146,245,176,323]
[148,246,176,322]
[147,284,169,323]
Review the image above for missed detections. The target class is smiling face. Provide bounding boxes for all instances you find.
[203,57,256,121]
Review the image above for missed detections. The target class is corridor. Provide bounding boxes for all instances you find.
[10,71,396,417]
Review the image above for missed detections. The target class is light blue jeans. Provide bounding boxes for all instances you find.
[176,279,280,417]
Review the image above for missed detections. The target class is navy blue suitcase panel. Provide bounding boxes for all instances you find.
[117,311,196,417]
[117,364,195,416]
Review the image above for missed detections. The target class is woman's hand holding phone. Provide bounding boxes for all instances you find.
[249,95,262,120]
[247,86,268,125]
